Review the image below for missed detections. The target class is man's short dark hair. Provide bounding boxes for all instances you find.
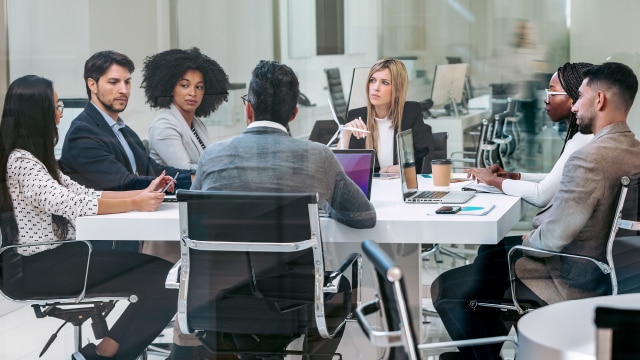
[583,62,638,112]
[247,60,300,127]
[84,50,135,99]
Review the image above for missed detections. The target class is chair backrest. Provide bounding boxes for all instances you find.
[325,68,347,121]
[308,119,339,146]
[175,190,327,336]
[595,306,640,359]
[357,239,419,360]
[421,132,448,174]
[609,174,640,295]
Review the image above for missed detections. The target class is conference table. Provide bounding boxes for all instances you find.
[76,175,525,337]
[518,293,640,359]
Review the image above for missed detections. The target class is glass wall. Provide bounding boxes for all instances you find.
[4,0,640,169]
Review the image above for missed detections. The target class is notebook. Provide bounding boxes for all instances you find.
[332,149,376,199]
[397,129,475,204]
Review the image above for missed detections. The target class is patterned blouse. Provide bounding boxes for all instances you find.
[7,149,101,255]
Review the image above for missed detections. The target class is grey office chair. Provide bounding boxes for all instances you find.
[166,190,362,359]
[472,173,640,316]
[356,240,517,359]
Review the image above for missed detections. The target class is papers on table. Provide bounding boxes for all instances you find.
[462,182,503,194]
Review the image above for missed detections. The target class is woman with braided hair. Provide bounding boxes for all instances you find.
[467,62,594,207]
[141,47,229,172]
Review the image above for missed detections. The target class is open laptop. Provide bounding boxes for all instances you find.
[332,149,376,199]
[397,129,475,204]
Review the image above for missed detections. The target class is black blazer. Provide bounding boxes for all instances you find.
[59,103,190,191]
[347,101,433,172]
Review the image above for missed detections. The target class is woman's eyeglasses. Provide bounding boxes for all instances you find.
[544,89,567,102]
[56,100,64,115]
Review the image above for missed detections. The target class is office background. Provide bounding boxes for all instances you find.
[0,0,638,142]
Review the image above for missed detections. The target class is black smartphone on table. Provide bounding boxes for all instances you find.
[435,205,461,214]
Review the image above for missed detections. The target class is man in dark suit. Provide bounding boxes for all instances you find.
[60,50,191,252]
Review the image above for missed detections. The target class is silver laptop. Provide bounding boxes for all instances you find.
[397,129,475,204]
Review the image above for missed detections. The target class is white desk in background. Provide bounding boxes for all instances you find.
[518,293,640,360]
[424,108,489,158]
[76,175,524,337]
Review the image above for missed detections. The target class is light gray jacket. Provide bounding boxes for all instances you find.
[516,122,640,304]
[148,104,211,171]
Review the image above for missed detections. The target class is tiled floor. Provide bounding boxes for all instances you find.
[0,114,566,359]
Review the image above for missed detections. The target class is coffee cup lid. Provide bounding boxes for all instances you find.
[431,159,452,165]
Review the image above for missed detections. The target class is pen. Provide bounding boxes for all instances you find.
[161,172,179,193]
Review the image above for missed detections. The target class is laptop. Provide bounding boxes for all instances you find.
[397,129,475,204]
[332,149,376,200]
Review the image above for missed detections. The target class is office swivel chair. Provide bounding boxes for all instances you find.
[166,190,362,359]
[356,240,517,359]
[472,173,640,316]
[0,240,136,358]
[325,68,348,121]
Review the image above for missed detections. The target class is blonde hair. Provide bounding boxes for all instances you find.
[364,58,408,152]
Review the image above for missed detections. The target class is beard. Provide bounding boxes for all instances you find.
[577,115,594,134]
[95,89,128,114]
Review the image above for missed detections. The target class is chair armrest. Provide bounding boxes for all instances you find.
[355,298,405,347]
[619,220,640,231]
[165,260,181,289]
[324,252,361,293]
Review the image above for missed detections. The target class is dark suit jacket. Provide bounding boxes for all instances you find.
[347,101,433,172]
[60,103,189,191]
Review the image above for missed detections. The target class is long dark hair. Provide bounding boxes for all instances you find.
[557,62,593,154]
[0,75,71,245]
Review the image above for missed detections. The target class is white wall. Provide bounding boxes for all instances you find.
[570,0,640,136]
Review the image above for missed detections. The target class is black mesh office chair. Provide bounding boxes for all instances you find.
[166,190,362,359]
[308,120,339,147]
[325,68,347,122]
[0,240,135,357]
[356,240,517,359]
[472,173,640,316]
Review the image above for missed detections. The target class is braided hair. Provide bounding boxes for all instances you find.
[557,62,594,153]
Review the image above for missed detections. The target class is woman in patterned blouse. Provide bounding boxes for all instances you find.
[0,75,178,360]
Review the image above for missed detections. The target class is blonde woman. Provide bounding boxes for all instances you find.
[339,58,433,173]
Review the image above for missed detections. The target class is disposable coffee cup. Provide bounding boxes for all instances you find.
[431,159,452,187]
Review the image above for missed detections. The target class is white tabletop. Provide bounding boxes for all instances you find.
[518,294,640,360]
[76,175,523,244]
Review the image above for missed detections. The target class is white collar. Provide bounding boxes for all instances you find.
[247,120,288,133]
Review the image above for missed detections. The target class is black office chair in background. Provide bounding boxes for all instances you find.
[166,190,362,359]
[325,68,347,122]
[355,240,517,359]
[308,119,339,146]
[595,306,640,359]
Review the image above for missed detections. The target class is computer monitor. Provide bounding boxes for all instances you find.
[430,63,468,110]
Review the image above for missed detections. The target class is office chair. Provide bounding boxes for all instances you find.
[420,132,448,174]
[0,240,136,357]
[355,240,517,359]
[308,119,339,146]
[472,173,640,316]
[595,306,640,360]
[325,68,348,121]
[449,118,497,171]
[166,190,362,359]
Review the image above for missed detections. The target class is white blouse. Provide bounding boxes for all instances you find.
[376,117,394,168]
[501,133,594,207]
[7,149,101,255]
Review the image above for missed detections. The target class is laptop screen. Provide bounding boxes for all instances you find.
[397,129,419,193]
[332,149,376,199]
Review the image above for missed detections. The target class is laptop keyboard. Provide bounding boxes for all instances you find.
[410,191,448,199]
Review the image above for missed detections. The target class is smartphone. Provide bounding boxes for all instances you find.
[435,205,461,214]
[160,172,180,193]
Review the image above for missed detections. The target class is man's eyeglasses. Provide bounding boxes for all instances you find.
[241,94,250,106]
[544,89,567,102]
[56,100,64,115]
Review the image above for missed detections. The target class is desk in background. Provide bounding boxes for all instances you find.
[76,176,523,338]
[424,108,489,158]
[518,294,640,360]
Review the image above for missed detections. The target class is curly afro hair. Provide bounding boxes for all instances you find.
[141,47,229,117]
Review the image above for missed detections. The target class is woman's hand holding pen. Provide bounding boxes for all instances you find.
[344,117,368,139]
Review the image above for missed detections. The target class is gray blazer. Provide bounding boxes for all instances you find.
[192,124,376,229]
[516,122,640,304]
[148,104,211,171]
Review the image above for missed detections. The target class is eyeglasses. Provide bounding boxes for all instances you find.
[56,100,64,115]
[544,89,568,102]
[241,94,250,106]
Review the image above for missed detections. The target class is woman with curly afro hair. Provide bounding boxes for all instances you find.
[141,47,228,172]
